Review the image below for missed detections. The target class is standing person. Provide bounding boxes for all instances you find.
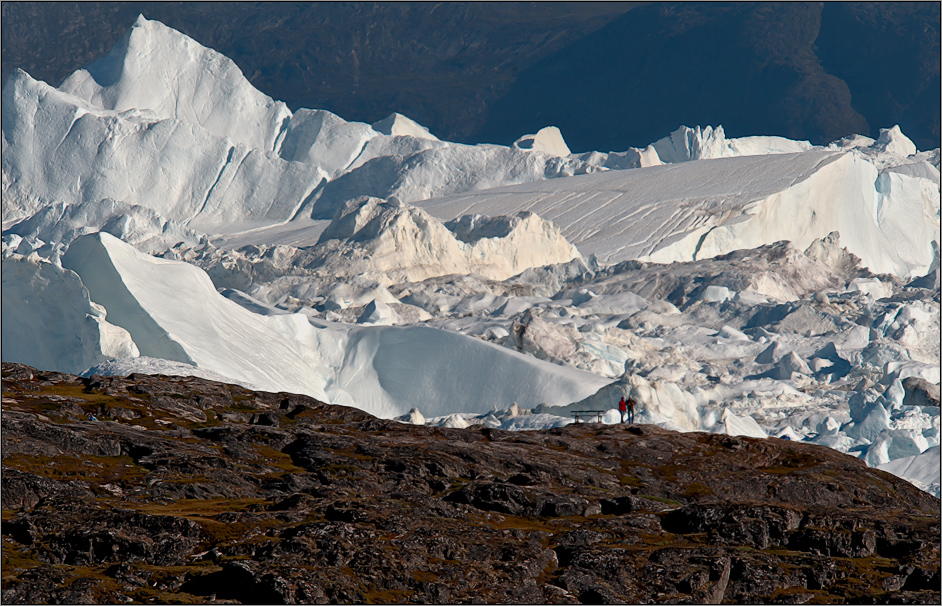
[618,396,627,424]
[626,396,636,424]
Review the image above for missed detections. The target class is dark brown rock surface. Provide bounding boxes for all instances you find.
[2,362,939,604]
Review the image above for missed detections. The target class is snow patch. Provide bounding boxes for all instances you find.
[513,126,572,157]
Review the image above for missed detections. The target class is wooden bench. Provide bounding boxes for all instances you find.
[571,410,606,423]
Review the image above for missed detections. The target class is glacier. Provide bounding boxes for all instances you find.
[1,15,939,497]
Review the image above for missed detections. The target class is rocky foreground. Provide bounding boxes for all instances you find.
[1,363,939,604]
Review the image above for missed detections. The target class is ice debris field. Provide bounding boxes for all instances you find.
[2,16,940,497]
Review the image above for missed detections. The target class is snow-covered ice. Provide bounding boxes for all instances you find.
[877,446,941,498]
[54,232,609,418]
[1,250,139,374]
[416,149,939,278]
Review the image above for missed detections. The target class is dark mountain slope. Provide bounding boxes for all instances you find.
[1,2,938,152]
[0,1,639,141]
[816,2,941,152]
[478,1,940,151]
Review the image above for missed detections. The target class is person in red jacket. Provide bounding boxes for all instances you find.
[618,396,627,423]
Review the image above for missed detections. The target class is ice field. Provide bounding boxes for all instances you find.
[3,17,940,496]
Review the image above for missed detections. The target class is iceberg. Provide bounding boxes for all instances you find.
[1,251,139,374]
[56,232,609,418]
[1,15,938,497]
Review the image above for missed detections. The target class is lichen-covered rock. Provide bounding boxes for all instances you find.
[2,362,939,604]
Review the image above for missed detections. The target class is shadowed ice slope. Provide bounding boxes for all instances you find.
[56,232,609,418]
[0,252,138,374]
